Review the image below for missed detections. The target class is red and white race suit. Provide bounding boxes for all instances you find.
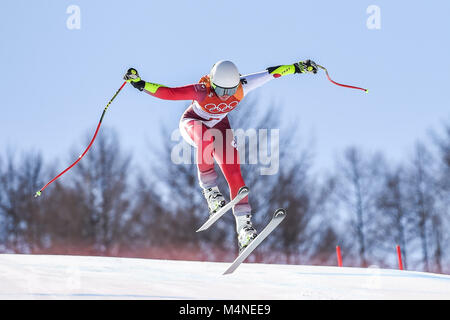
[143,70,276,215]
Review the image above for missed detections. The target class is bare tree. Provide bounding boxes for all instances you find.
[0,150,48,252]
[334,147,386,267]
[432,123,450,273]
[375,165,410,269]
[404,142,439,272]
[64,127,132,255]
[431,122,450,197]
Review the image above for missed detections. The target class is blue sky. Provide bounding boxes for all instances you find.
[1,0,449,173]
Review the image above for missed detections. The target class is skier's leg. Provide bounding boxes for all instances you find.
[181,119,225,213]
[214,135,251,215]
[182,120,217,188]
[212,118,257,249]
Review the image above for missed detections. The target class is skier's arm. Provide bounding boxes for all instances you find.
[141,82,206,101]
[123,68,206,101]
[241,60,318,96]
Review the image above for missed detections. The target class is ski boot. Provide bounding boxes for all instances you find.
[202,186,226,215]
[235,214,258,252]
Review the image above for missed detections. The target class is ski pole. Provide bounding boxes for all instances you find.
[317,64,368,93]
[34,81,128,198]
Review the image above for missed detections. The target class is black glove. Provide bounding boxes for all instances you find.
[295,60,318,74]
[124,68,145,91]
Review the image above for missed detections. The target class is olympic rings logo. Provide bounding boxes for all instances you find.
[203,101,239,114]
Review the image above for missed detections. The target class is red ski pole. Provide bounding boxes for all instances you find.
[317,64,368,93]
[34,81,127,198]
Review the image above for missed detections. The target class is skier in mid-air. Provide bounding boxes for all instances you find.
[123,59,318,251]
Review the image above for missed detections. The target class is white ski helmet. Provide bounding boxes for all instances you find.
[209,60,240,96]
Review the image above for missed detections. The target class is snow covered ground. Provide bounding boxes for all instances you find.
[0,254,449,300]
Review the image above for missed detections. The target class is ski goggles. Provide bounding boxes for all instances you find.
[211,82,238,97]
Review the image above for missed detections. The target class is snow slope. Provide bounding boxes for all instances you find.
[0,254,449,300]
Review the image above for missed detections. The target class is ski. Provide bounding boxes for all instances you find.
[196,186,249,233]
[223,208,287,275]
